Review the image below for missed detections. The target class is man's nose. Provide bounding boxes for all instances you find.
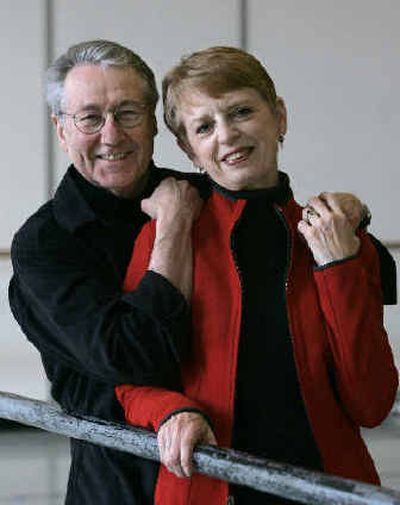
[101,112,123,143]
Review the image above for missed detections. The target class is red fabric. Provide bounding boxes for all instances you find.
[116,191,398,505]
[115,385,202,431]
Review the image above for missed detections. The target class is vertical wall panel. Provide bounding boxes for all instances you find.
[51,0,240,185]
[0,1,48,400]
[0,0,47,249]
[248,0,400,242]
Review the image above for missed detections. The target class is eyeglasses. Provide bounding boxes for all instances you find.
[60,104,148,134]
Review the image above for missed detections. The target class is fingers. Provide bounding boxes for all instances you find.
[157,412,216,479]
[141,178,203,222]
[302,205,320,225]
[299,192,362,265]
[318,192,364,230]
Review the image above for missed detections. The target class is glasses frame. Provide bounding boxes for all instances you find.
[59,104,149,135]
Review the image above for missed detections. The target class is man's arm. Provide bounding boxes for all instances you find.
[142,177,202,302]
[8,179,202,387]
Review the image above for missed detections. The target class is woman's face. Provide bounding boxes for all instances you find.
[177,87,287,191]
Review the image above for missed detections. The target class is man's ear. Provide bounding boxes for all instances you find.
[52,114,69,153]
[275,97,288,137]
[151,114,158,137]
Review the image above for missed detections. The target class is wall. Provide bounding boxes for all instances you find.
[0,0,398,402]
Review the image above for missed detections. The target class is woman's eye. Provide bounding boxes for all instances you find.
[232,106,252,119]
[196,123,212,135]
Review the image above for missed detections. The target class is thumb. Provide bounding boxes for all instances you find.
[141,197,150,214]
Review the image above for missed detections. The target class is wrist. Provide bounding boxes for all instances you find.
[156,215,194,239]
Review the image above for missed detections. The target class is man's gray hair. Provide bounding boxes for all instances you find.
[47,39,159,115]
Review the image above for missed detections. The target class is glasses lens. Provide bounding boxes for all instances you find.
[74,111,104,133]
[72,106,147,133]
[115,107,146,128]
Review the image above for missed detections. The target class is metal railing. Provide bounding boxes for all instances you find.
[0,391,400,505]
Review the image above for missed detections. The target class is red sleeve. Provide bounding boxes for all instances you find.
[123,220,156,293]
[115,384,204,431]
[314,232,398,427]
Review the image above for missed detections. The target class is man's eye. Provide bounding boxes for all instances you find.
[78,113,102,125]
[118,109,141,119]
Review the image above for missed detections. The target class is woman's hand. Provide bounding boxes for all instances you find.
[298,193,360,266]
[157,411,217,479]
[319,191,368,230]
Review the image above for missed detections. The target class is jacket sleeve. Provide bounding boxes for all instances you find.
[115,384,208,431]
[368,233,397,305]
[314,233,398,427]
[8,221,189,388]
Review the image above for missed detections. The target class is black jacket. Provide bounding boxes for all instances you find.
[9,163,192,504]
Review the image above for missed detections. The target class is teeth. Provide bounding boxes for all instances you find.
[225,151,245,162]
[100,153,127,161]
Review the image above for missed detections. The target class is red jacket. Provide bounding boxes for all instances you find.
[116,191,398,505]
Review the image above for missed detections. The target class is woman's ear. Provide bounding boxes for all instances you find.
[275,97,288,137]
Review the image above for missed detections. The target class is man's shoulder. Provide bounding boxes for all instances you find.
[11,200,62,260]
[154,166,211,198]
[13,200,54,242]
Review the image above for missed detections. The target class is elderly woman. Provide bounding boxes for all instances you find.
[116,47,398,505]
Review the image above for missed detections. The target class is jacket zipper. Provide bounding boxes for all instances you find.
[273,204,322,448]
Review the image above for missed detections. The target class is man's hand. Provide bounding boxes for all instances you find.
[141,177,203,229]
[157,411,217,479]
[298,193,360,266]
[142,178,203,301]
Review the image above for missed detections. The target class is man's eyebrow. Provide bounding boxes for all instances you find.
[116,99,147,108]
[74,100,147,112]
[75,104,101,112]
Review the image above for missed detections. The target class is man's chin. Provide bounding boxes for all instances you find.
[102,173,148,199]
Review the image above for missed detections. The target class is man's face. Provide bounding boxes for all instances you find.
[53,64,157,198]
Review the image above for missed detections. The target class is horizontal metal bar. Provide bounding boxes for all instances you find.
[0,392,399,505]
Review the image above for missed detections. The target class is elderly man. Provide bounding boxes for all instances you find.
[9,40,203,504]
[9,40,396,505]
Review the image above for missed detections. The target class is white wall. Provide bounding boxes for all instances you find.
[0,0,47,249]
[248,0,400,242]
[0,1,398,404]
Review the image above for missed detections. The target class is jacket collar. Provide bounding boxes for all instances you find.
[53,162,160,233]
[210,171,292,205]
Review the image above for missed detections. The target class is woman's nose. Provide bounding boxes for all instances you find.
[217,120,239,144]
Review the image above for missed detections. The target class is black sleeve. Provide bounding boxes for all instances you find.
[8,223,190,388]
[368,233,397,305]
